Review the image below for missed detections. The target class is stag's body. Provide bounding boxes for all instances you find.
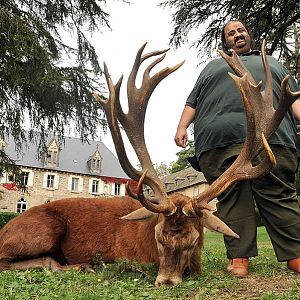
[0,194,203,280]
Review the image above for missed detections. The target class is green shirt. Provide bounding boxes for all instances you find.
[186,53,300,160]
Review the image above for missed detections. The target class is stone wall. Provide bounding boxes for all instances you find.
[0,168,125,212]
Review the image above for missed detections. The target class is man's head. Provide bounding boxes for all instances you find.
[221,20,254,55]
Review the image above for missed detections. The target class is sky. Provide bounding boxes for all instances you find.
[95,0,203,167]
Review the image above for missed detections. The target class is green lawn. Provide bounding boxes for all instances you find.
[0,227,299,300]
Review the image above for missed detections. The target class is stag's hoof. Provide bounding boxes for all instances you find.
[80,264,96,273]
[227,258,249,277]
[287,258,300,273]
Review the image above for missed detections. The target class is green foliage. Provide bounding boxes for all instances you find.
[160,0,300,80]
[0,0,123,175]
[0,228,299,299]
[155,162,171,178]
[0,212,18,229]
[281,22,300,84]
[169,140,195,173]
[0,150,23,187]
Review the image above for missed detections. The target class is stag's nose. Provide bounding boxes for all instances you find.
[155,275,182,287]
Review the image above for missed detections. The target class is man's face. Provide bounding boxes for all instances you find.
[224,21,252,55]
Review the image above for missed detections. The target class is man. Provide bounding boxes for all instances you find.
[175,20,300,276]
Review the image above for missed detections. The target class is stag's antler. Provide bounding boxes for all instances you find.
[93,43,184,216]
[184,40,300,217]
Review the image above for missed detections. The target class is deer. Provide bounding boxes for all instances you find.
[0,41,299,287]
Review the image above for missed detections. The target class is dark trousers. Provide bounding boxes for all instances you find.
[199,144,300,261]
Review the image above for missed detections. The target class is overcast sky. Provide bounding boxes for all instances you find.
[96,0,203,167]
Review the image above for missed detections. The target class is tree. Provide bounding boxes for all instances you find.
[282,21,300,84]
[0,0,121,183]
[155,162,170,178]
[169,140,195,173]
[160,0,300,80]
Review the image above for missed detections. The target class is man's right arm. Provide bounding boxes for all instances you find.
[174,105,196,148]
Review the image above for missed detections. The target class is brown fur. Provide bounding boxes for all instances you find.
[0,193,204,286]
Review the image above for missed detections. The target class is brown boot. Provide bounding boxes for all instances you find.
[227,258,249,277]
[287,258,300,273]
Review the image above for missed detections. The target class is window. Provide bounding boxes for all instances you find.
[89,178,103,194]
[114,183,121,195]
[92,180,99,194]
[92,158,101,169]
[47,150,58,165]
[16,198,27,213]
[47,174,55,188]
[88,150,102,173]
[44,138,60,167]
[43,173,59,190]
[68,176,82,193]
[21,171,29,186]
[71,177,79,192]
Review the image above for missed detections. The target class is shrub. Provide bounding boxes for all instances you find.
[0,212,19,229]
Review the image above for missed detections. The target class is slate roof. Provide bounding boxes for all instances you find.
[3,133,129,179]
[162,166,207,193]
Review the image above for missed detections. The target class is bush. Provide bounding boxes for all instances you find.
[0,212,19,229]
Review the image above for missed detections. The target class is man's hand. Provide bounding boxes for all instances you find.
[175,126,188,148]
[174,105,196,148]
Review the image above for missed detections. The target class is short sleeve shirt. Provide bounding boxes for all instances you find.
[186,53,300,160]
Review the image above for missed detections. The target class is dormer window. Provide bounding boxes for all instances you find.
[44,138,60,167]
[92,158,101,170]
[88,147,102,173]
[174,177,185,185]
[187,174,197,182]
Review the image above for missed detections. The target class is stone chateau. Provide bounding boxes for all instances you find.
[0,133,137,213]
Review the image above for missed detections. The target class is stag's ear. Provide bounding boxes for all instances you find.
[121,207,158,222]
[201,210,240,239]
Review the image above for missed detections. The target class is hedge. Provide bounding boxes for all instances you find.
[0,212,19,229]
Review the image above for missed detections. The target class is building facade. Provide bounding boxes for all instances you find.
[161,166,217,209]
[0,133,137,213]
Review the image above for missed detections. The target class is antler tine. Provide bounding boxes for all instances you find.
[96,44,184,216]
[125,169,165,213]
[93,63,141,182]
[122,44,184,128]
[218,49,255,83]
[262,76,300,146]
[120,44,184,215]
[125,169,147,201]
[187,40,292,217]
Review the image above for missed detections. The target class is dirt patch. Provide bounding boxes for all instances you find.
[215,274,298,299]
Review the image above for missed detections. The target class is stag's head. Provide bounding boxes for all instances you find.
[121,192,205,286]
[93,42,300,286]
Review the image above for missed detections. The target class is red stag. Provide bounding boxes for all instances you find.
[0,42,299,287]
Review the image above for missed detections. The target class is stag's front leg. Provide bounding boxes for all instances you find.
[0,257,95,272]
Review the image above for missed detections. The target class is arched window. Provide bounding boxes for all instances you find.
[16,198,27,213]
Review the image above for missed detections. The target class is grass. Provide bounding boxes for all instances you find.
[0,227,299,300]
